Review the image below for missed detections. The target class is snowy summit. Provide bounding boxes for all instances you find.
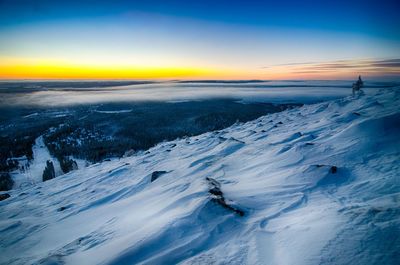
[0,87,399,265]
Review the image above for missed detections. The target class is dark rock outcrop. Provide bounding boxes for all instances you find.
[314,164,338,174]
[209,187,223,196]
[206,177,244,217]
[151,171,168,182]
[57,206,67,212]
[0,193,10,201]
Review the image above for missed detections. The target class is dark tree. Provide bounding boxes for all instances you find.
[352,75,364,95]
[0,173,14,191]
[59,157,78,173]
[42,160,55,182]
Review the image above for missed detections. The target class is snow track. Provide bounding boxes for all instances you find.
[1,87,399,264]
[11,136,62,188]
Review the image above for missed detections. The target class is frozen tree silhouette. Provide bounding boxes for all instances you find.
[42,160,55,182]
[352,75,364,95]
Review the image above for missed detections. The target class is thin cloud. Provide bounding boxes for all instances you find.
[261,58,400,78]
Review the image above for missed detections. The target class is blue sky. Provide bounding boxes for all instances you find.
[1,0,398,36]
[0,0,399,79]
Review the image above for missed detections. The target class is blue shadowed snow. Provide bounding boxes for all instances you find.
[0,86,399,264]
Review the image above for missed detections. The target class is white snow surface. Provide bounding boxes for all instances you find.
[94,110,133,114]
[11,136,63,189]
[1,88,399,265]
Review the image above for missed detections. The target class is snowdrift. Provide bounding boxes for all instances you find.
[0,87,399,265]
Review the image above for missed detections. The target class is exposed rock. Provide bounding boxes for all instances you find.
[211,197,245,217]
[313,164,338,174]
[206,177,244,217]
[57,206,67,212]
[209,187,223,196]
[0,193,10,201]
[151,171,168,182]
[205,177,221,188]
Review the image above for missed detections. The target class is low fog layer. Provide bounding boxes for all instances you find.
[0,80,396,107]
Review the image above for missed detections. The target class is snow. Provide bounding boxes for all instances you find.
[1,87,399,265]
[23,113,39,118]
[94,109,133,114]
[10,136,63,188]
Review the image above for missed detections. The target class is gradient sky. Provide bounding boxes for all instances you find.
[0,0,399,79]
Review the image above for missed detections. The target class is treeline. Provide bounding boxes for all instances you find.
[0,173,13,191]
[0,106,68,174]
[42,102,287,165]
[0,135,34,172]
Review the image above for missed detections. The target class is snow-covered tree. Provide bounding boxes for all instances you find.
[352,75,364,95]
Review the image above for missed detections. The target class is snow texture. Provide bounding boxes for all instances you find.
[1,87,399,265]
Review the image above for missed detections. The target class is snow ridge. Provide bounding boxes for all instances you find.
[0,87,399,265]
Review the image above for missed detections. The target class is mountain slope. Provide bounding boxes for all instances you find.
[1,87,399,265]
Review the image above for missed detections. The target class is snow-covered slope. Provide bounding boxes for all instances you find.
[1,88,399,265]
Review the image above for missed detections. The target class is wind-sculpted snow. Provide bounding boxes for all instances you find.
[0,88,399,265]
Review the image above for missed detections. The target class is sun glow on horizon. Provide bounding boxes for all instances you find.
[1,57,399,80]
[0,57,245,80]
[1,0,399,81]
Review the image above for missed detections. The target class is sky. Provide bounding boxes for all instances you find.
[0,0,399,80]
